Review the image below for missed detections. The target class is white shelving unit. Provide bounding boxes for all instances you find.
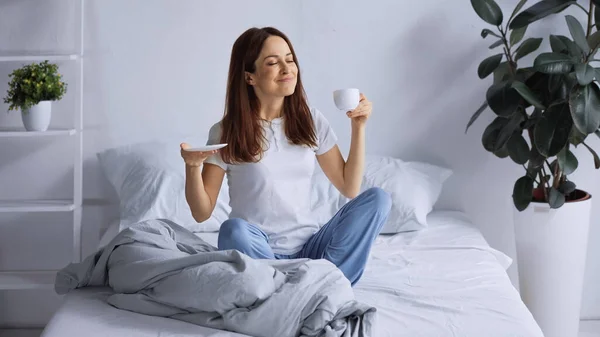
[0,54,79,62]
[0,0,85,291]
[0,127,76,137]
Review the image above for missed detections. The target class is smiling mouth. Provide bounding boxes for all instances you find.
[278,77,295,82]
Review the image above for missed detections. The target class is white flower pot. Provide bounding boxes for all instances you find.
[22,100,52,131]
[513,190,592,337]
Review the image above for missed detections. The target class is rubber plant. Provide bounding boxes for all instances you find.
[467,0,600,211]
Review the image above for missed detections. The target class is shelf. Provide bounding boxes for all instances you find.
[0,54,79,62]
[0,127,76,137]
[0,200,76,213]
[0,271,56,290]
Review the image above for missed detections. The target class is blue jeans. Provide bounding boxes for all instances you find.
[217,187,392,285]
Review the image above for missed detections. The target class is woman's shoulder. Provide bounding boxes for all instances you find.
[308,106,323,117]
[307,106,331,127]
[207,120,223,144]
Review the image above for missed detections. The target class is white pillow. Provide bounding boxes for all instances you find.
[97,140,231,232]
[361,155,452,233]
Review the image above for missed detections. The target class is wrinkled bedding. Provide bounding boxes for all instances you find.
[54,218,375,337]
[43,211,544,337]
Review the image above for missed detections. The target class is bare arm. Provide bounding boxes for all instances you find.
[185,163,225,222]
[317,124,365,198]
[316,93,372,199]
[180,143,225,222]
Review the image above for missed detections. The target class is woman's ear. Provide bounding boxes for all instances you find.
[245,72,255,85]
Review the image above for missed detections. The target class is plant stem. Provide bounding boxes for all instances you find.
[588,45,600,61]
[576,2,591,16]
[540,165,550,200]
[499,27,516,75]
[587,1,594,37]
[523,165,541,185]
[553,160,561,189]
[543,159,561,189]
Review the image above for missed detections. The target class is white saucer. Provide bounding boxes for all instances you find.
[183,144,227,152]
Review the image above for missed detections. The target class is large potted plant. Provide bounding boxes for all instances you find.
[467,1,598,336]
[3,60,67,131]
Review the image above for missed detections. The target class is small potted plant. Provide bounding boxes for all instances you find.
[468,1,599,336]
[3,60,67,131]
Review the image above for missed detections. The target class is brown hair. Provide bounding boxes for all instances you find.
[219,27,317,164]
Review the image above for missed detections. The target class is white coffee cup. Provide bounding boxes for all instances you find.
[333,88,360,111]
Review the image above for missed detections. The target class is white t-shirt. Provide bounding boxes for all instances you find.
[204,107,338,255]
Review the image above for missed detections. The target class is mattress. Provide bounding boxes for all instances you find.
[41,211,544,337]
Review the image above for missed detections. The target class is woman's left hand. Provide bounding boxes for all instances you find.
[346,93,372,128]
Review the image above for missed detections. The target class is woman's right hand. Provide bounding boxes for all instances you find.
[180,143,219,167]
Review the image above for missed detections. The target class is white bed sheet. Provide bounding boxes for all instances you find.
[41,210,543,337]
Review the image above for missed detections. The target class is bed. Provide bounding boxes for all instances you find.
[39,145,544,336]
[41,210,544,337]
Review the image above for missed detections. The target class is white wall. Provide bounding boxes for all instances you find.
[0,0,598,327]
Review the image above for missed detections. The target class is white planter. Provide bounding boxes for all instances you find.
[22,100,52,131]
[514,191,592,337]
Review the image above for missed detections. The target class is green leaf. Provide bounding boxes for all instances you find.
[526,166,541,180]
[524,107,543,129]
[513,175,534,211]
[547,74,563,93]
[587,30,600,51]
[489,39,505,49]
[565,15,590,54]
[466,101,489,133]
[549,187,566,208]
[557,146,578,175]
[2,60,68,111]
[568,84,600,134]
[471,0,504,26]
[575,64,596,85]
[507,133,531,164]
[516,67,536,82]
[569,126,587,145]
[494,143,511,158]
[509,0,529,23]
[496,112,526,151]
[533,52,574,74]
[514,37,543,61]
[494,61,513,83]
[528,143,546,169]
[564,72,580,91]
[511,81,546,109]
[558,180,576,194]
[534,103,573,156]
[486,81,522,116]
[482,117,508,152]
[482,114,523,152]
[549,35,584,57]
[482,28,502,39]
[510,26,528,46]
[582,142,600,168]
[550,34,569,53]
[510,1,576,29]
[478,54,504,79]
[523,71,554,106]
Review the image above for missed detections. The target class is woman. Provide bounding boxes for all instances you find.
[180,27,391,286]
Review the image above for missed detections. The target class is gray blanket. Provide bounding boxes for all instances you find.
[54,219,376,337]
